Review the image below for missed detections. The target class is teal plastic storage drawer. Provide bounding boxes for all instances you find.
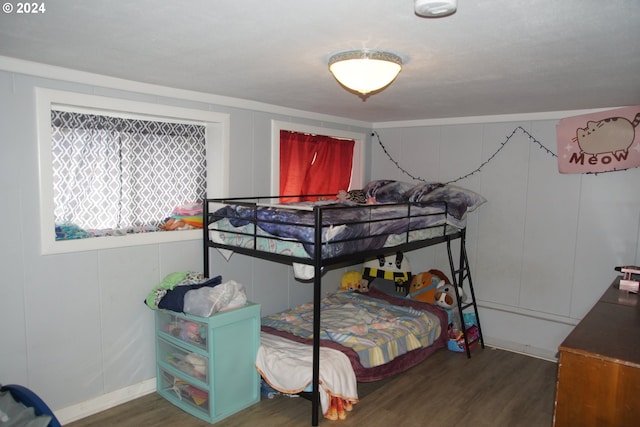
[155,302,261,423]
[157,337,209,382]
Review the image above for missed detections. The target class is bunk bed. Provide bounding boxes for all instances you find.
[202,180,485,426]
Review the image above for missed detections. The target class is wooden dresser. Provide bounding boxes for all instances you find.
[553,277,640,427]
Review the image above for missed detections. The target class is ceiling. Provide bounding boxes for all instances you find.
[1,0,639,123]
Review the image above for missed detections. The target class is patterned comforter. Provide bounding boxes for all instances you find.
[261,291,441,368]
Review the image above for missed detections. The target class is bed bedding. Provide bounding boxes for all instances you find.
[256,332,358,418]
[261,291,441,368]
[260,287,448,382]
[207,181,485,262]
[209,201,452,259]
[209,216,453,260]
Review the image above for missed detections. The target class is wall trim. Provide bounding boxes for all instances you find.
[0,55,370,129]
[2,55,622,132]
[54,378,156,425]
[373,107,625,128]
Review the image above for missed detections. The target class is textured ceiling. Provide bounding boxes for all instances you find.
[1,0,639,123]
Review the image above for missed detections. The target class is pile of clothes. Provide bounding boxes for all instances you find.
[160,202,203,230]
[145,271,247,317]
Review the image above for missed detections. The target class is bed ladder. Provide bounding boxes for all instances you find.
[446,229,484,358]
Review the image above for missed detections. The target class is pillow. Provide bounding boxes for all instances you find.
[363,180,415,203]
[408,183,486,212]
[403,182,445,201]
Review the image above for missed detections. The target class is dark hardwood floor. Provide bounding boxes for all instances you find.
[67,347,557,427]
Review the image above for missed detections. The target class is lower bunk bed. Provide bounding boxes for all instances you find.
[202,180,485,425]
[256,286,448,420]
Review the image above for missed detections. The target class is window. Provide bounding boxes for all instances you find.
[36,89,230,254]
[279,130,355,202]
[270,121,365,199]
[51,110,207,233]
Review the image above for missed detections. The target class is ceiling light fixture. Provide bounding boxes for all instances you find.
[414,0,457,17]
[328,50,402,96]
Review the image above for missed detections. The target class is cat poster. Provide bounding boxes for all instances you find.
[556,106,640,174]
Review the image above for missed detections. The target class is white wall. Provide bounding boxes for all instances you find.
[372,118,640,359]
[0,62,369,423]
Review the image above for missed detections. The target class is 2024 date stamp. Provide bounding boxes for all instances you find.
[3,2,46,14]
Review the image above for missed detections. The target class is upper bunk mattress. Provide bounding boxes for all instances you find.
[206,181,485,261]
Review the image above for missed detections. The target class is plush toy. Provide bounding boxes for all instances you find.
[434,282,467,331]
[408,269,451,303]
[362,251,412,293]
[340,270,369,292]
[336,189,376,204]
[434,282,466,309]
[325,393,355,421]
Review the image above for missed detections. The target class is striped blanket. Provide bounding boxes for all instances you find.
[261,292,441,368]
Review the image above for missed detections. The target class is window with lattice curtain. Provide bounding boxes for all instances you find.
[51,110,206,234]
[279,130,355,202]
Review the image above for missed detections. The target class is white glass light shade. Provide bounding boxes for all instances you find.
[328,50,402,95]
[414,0,457,17]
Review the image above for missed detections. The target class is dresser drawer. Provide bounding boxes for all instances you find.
[156,310,207,350]
[157,337,208,382]
[158,368,210,418]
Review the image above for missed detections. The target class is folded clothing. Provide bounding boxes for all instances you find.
[157,275,223,313]
[172,202,203,216]
[144,272,220,310]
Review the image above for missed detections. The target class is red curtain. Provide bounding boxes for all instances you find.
[280,130,355,202]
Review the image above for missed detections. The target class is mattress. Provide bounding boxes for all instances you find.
[208,200,464,261]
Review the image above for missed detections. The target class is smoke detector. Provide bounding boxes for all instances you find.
[414,0,457,17]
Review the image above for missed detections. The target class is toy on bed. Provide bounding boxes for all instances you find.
[362,252,412,294]
[340,270,369,293]
[407,269,451,303]
[336,189,376,205]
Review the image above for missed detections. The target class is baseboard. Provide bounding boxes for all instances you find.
[54,378,156,424]
[484,336,559,362]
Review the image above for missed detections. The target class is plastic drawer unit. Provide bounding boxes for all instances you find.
[155,302,261,423]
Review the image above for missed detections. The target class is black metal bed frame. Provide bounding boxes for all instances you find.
[202,196,484,426]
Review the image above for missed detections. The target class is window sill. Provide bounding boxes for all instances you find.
[42,228,202,255]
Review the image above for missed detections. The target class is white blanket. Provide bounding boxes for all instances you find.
[255,332,358,415]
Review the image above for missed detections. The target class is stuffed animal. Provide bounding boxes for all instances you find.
[434,282,466,309]
[362,252,412,293]
[325,393,355,421]
[434,282,467,331]
[408,269,451,303]
[340,270,369,292]
[336,189,376,204]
